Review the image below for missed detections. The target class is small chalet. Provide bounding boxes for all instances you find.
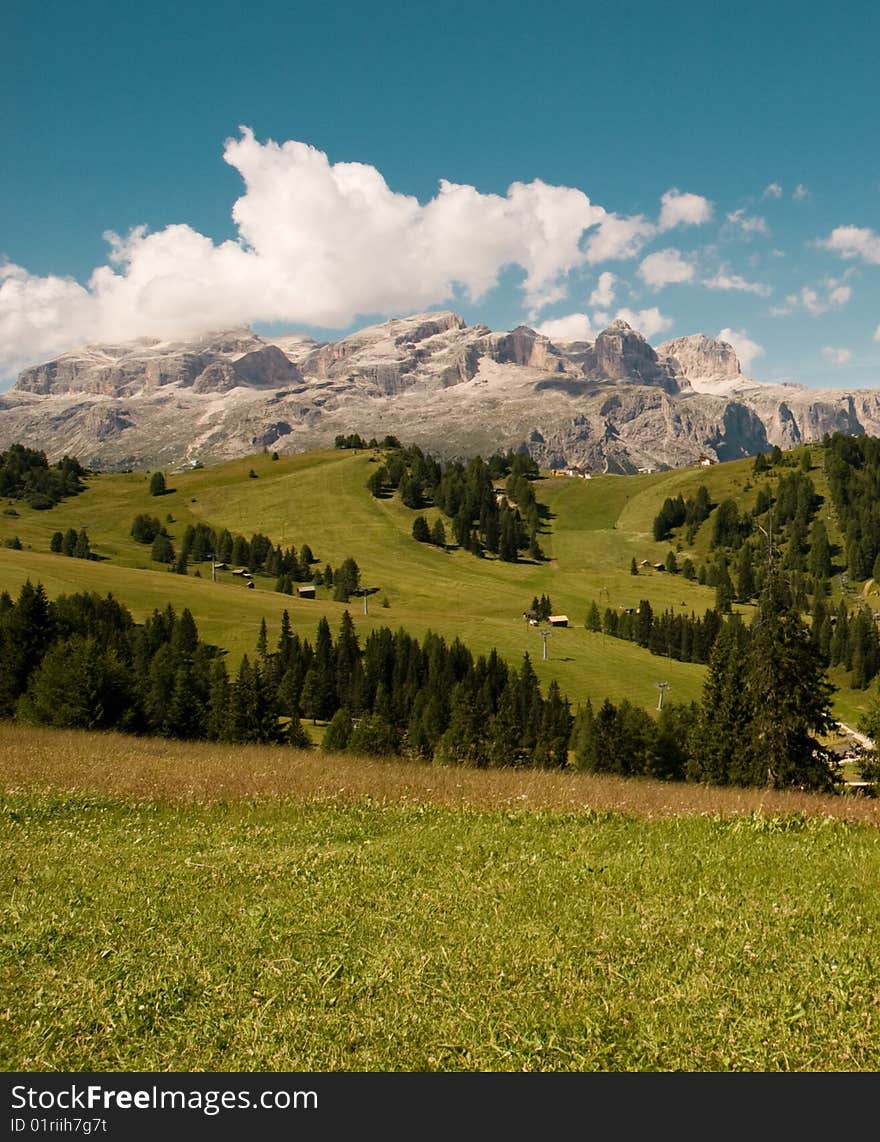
[548,615,569,627]
[551,467,591,479]
[297,585,316,599]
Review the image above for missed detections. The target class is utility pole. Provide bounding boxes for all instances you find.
[656,680,669,710]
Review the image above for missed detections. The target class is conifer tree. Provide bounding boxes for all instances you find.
[688,618,752,785]
[744,573,837,790]
[256,617,269,660]
[322,708,353,751]
[206,659,231,740]
[412,515,430,543]
[285,711,311,748]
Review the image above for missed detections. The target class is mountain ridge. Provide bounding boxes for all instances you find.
[2,312,878,472]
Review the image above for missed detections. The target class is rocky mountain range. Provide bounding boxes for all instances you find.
[1,312,878,473]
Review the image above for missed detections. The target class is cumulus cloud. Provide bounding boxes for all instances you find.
[584,213,656,264]
[589,271,617,308]
[703,269,771,296]
[535,313,596,342]
[874,324,880,343]
[822,346,852,365]
[718,327,764,372]
[638,248,695,288]
[658,189,713,231]
[793,184,810,201]
[763,182,783,199]
[726,209,770,237]
[772,279,852,317]
[1,128,612,376]
[819,225,880,264]
[614,307,673,339]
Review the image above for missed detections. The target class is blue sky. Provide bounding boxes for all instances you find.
[1,0,878,387]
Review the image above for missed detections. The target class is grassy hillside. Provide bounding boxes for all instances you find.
[0,442,870,722]
[3,726,879,1072]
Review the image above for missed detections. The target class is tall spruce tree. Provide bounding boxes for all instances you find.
[744,573,837,791]
[688,617,752,785]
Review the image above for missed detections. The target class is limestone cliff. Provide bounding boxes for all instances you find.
[3,313,878,472]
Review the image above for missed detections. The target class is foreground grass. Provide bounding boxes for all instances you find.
[2,726,880,1072]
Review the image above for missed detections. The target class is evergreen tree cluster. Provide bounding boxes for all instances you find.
[689,576,837,791]
[139,517,320,585]
[0,581,306,745]
[580,572,838,792]
[652,462,825,612]
[130,513,166,544]
[369,442,544,562]
[528,594,554,621]
[0,444,87,510]
[289,613,573,768]
[652,485,711,543]
[571,699,695,782]
[335,433,401,450]
[816,598,880,689]
[49,528,94,560]
[591,600,725,664]
[824,432,880,581]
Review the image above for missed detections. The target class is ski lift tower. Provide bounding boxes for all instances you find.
[656,680,670,710]
[539,626,551,661]
[353,586,380,616]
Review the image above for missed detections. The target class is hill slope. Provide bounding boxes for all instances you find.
[0,439,874,727]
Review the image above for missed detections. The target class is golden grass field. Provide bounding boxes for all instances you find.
[3,723,878,825]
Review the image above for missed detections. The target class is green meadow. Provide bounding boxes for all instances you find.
[2,727,879,1073]
[0,442,868,723]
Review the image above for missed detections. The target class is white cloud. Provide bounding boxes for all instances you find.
[1,128,612,376]
[726,209,770,237]
[819,225,880,264]
[589,271,617,308]
[614,307,673,339]
[793,184,810,201]
[638,248,695,288]
[536,313,595,342]
[658,189,713,231]
[763,182,783,199]
[718,327,764,372]
[771,278,852,317]
[703,269,771,296]
[874,324,880,343]
[584,185,712,270]
[584,213,656,264]
[822,346,852,365]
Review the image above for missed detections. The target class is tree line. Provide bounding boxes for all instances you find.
[586,599,724,665]
[0,568,847,792]
[824,431,880,582]
[575,571,840,791]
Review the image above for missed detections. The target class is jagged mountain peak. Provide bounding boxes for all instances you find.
[659,333,742,393]
[3,310,879,476]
